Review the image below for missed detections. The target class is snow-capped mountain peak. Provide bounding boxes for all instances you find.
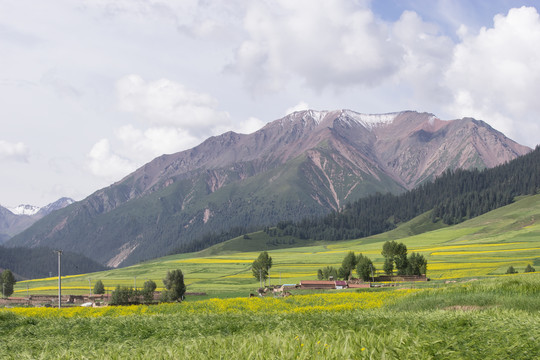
[6,197,75,216]
[8,204,41,216]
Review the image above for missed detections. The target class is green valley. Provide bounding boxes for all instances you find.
[12,193,540,298]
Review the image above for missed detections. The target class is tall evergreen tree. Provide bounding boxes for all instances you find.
[338,251,358,280]
[162,269,186,302]
[252,251,273,285]
[1,270,16,297]
[406,252,427,276]
[356,254,375,282]
[93,280,105,295]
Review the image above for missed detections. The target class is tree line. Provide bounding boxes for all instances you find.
[0,246,109,280]
[316,241,427,282]
[107,269,186,305]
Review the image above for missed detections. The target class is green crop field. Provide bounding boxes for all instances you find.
[12,194,540,298]
[3,195,540,359]
[1,275,539,359]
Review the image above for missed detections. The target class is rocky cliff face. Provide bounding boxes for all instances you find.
[6,110,530,266]
[116,110,529,199]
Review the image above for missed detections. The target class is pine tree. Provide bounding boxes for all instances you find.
[93,280,105,295]
[1,270,16,297]
[252,251,273,285]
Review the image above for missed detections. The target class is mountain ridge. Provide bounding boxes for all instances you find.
[6,110,531,267]
[0,198,74,244]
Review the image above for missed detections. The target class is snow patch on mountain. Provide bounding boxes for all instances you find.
[6,198,75,216]
[305,110,329,124]
[8,204,41,216]
[341,110,401,129]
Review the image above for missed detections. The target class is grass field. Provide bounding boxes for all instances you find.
[1,275,539,359]
[12,194,540,298]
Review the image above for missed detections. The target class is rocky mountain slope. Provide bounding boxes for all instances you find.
[0,198,74,244]
[6,110,530,267]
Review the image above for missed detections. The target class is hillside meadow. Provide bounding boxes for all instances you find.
[2,195,540,359]
[1,275,539,359]
[12,194,540,298]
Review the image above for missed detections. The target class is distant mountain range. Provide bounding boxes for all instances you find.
[0,197,74,244]
[5,110,531,267]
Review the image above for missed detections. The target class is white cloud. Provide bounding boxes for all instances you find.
[0,140,29,162]
[86,75,269,181]
[392,11,454,103]
[116,74,230,135]
[86,139,136,180]
[116,124,200,157]
[285,101,310,115]
[83,0,243,40]
[444,6,540,146]
[231,0,403,92]
[230,117,266,135]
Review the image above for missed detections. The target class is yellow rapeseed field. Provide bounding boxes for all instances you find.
[1,290,417,319]
[431,246,540,255]
[175,258,253,264]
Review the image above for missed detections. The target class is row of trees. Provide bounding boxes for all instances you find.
[316,241,427,281]
[108,269,186,305]
[381,241,427,276]
[316,251,375,282]
[0,269,16,297]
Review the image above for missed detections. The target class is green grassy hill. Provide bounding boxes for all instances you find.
[13,194,540,298]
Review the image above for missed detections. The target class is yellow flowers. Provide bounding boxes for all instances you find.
[175,258,252,264]
[177,290,417,315]
[1,289,417,319]
[431,247,540,255]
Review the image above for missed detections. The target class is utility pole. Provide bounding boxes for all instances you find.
[54,250,62,308]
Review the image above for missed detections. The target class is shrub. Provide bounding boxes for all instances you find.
[109,286,142,305]
[142,280,157,303]
[524,264,536,273]
[506,266,518,274]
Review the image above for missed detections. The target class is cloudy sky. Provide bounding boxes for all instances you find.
[1,0,540,207]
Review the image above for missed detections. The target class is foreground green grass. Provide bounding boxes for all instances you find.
[2,275,539,359]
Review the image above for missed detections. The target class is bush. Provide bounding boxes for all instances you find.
[506,266,518,274]
[110,285,136,305]
[524,264,536,273]
[142,280,157,303]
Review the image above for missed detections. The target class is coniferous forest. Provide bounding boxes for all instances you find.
[0,246,109,280]
[169,146,540,253]
[269,146,540,241]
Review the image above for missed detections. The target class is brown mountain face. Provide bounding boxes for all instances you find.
[122,110,529,197]
[6,110,531,267]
